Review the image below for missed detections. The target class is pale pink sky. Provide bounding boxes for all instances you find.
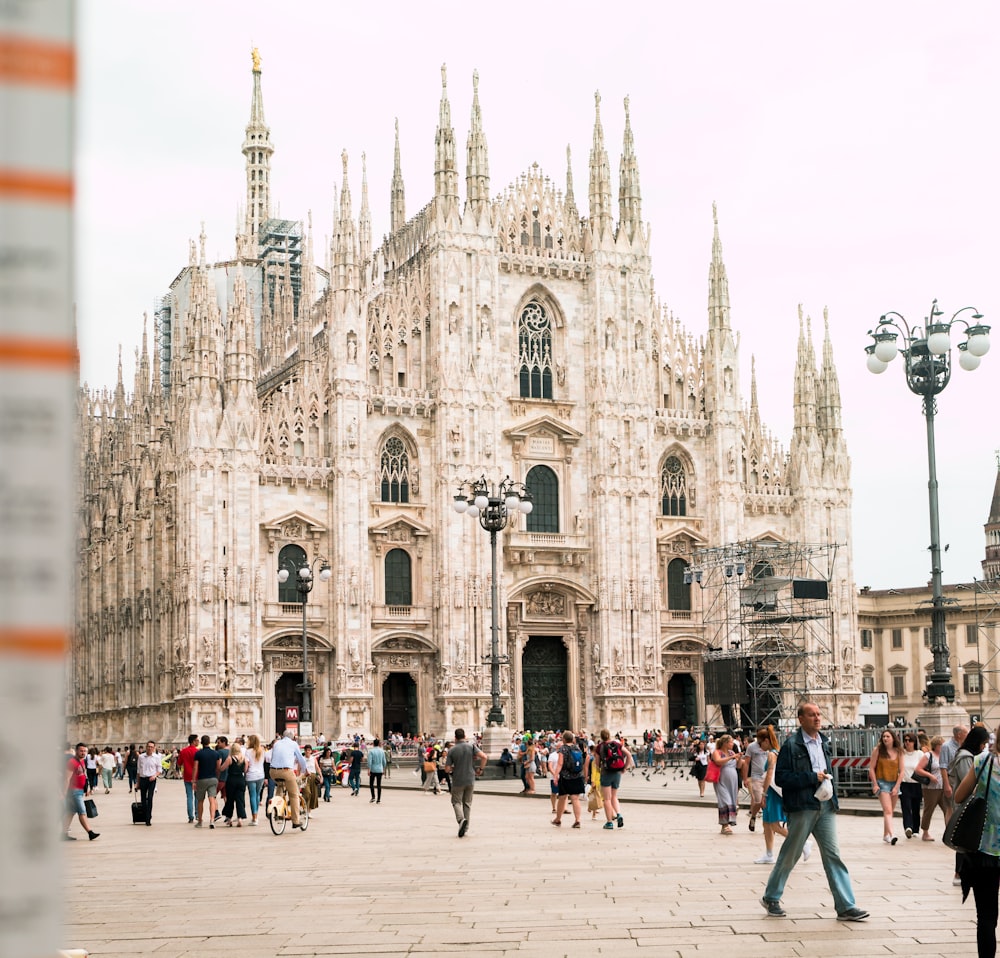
[75,1,1000,589]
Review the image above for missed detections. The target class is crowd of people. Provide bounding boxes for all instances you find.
[65,712,1000,957]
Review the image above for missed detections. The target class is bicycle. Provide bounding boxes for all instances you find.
[267,777,309,835]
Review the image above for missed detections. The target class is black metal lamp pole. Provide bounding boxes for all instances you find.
[866,301,990,703]
[453,476,533,726]
[277,557,331,725]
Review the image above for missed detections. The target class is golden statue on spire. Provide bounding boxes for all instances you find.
[251,47,261,72]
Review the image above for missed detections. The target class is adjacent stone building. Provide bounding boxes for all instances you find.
[70,56,858,745]
[857,464,1000,725]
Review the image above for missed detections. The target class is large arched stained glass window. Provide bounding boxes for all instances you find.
[278,543,307,603]
[667,558,692,611]
[525,465,558,533]
[518,302,553,399]
[380,436,410,503]
[661,456,689,517]
[385,549,412,607]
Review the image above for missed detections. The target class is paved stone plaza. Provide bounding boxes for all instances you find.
[65,773,978,956]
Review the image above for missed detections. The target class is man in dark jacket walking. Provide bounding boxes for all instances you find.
[760,701,869,922]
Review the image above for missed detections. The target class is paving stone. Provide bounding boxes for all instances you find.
[63,778,978,957]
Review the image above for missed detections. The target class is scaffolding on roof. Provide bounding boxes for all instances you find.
[691,540,840,730]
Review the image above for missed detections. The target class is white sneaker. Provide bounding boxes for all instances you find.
[754,854,774,864]
[802,838,813,862]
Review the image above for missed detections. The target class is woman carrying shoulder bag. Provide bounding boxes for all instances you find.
[954,726,1000,958]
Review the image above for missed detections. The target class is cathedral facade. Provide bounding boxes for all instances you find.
[70,58,858,746]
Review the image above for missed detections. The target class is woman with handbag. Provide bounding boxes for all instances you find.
[691,741,709,797]
[914,734,948,840]
[954,728,1000,958]
[899,732,924,839]
[868,729,904,844]
[710,734,740,835]
[951,726,991,887]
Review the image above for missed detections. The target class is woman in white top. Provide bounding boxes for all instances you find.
[899,732,924,839]
[244,733,266,825]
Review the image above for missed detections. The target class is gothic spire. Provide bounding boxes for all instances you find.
[707,202,731,330]
[618,95,642,241]
[390,118,406,233]
[465,69,490,219]
[984,460,1000,582]
[793,304,818,436]
[434,64,459,206]
[332,151,358,291]
[242,48,273,243]
[818,307,842,436]
[359,153,372,264]
[565,144,578,219]
[588,91,613,237]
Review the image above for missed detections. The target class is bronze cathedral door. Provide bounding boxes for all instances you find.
[521,636,568,731]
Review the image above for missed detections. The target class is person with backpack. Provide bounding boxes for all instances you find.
[551,730,587,828]
[597,728,632,830]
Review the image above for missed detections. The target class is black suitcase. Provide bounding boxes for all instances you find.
[131,801,145,824]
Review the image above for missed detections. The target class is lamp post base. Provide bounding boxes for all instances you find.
[914,700,969,740]
[480,725,513,761]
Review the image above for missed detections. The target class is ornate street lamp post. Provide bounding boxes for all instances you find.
[277,556,331,726]
[452,475,533,727]
[866,300,989,703]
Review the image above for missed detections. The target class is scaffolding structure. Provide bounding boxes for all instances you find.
[692,540,839,730]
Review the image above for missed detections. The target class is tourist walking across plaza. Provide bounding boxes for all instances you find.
[760,701,868,922]
[551,730,586,828]
[194,734,221,828]
[869,729,903,844]
[597,728,632,830]
[900,732,924,839]
[953,727,1000,958]
[63,743,99,841]
[710,733,740,835]
[742,728,770,833]
[136,740,162,826]
[244,734,266,825]
[177,733,199,823]
[444,728,486,838]
[367,738,387,804]
[221,742,248,826]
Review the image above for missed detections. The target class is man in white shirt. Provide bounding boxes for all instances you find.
[269,730,308,829]
[136,740,162,826]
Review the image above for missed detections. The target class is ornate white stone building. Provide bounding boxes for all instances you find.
[71,57,858,745]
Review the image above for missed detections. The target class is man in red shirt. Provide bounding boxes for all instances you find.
[177,733,199,823]
[64,742,99,840]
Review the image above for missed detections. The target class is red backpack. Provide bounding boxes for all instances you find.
[602,740,626,771]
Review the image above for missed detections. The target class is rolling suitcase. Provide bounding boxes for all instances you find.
[131,801,145,824]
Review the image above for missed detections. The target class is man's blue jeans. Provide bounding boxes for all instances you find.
[763,804,856,914]
[184,781,195,821]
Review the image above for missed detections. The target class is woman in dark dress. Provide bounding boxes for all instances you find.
[221,743,247,826]
[125,744,139,793]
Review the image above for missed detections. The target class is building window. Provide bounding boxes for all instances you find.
[964,671,982,695]
[278,544,307,603]
[525,465,559,533]
[923,627,931,648]
[892,674,905,697]
[517,302,553,399]
[384,549,412,606]
[891,628,903,650]
[379,436,410,503]
[860,629,873,649]
[862,675,875,693]
[967,624,979,645]
[667,558,691,611]
[660,456,689,516]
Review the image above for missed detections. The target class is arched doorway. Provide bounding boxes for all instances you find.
[522,636,568,730]
[382,673,417,737]
[274,671,303,735]
[667,673,697,729]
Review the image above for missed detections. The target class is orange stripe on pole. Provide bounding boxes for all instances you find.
[0,169,73,202]
[0,336,79,368]
[0,36,75,88]
[0,628,68,658]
